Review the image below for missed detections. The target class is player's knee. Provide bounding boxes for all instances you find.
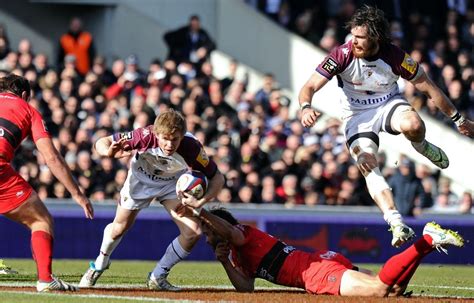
[349,137,378,160]
[180,227,202,244]
[400,115,425,138]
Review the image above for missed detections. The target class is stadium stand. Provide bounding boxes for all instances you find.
[0,0,472,216]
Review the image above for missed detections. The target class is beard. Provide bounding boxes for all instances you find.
[352,39,378,58]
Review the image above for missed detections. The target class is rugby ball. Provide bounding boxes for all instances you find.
[176,170,208,199]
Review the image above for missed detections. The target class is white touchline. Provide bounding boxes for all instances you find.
[0,281,301,291]
[1,290,202,303]
[411,284,474,291]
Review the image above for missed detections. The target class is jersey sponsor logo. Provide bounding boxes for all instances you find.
[137,166,177,181]
[119,131,133,141]
[401,53,417,74]
[142,128,150,137]
[342,47,349,56]
[322,57,338,75]
[349,91,395,106]
[320,251,337,260]
[196,148,209,167]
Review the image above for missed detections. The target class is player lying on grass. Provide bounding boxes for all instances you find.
[177,203,464,296]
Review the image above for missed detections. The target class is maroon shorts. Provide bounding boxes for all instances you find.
[0,161,33,214]
[302,250,353,295]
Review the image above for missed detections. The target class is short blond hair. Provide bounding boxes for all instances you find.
[153,109,187,136]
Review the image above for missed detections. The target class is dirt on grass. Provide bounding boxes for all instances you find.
[3,286,474,302]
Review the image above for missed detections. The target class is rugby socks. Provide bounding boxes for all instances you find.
[383,210,403,227]
[395,259,421,287]
[152,237,190,278]
[378,234,434,286]
[95,223,123,270]
[31,231,53,282]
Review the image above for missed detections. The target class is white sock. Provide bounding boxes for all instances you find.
[95,223,123,270]
[152,237,190,278]
[411,139,427,153]
[383,210,403,226]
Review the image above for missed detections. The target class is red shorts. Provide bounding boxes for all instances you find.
[0,161,33,214]
[302,250,353,295]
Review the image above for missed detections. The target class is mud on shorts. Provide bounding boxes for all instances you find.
[0,161,33,214]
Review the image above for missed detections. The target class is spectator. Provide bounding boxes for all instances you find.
[388,159,432,217]
[164,15,216,65]
[58,17,95,76]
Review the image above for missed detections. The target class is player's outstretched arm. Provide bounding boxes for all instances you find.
[215,242,255,292]
[412,72,474,137]
[35,137,94,219]
[299,72,329,128]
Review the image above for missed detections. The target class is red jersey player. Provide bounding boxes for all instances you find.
[181,205,464,297]
[0,74,94,292]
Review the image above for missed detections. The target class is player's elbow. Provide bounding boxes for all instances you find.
[212,171,225,190]
[44,152,63,167]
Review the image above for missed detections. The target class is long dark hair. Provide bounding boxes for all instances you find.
[345,5,391,45]
[0,74,31,99]
[209,208,239,226]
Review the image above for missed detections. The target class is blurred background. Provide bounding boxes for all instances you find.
[0,0,473,264]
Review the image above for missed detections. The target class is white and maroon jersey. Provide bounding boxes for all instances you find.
[112,126,217,187]
[316,40,423,116]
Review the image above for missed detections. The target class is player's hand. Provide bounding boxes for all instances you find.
[356,152,378,176]
[301,108,321,128]
[457,118,474,138]
[174,203,194,217]
[73,194,94,219]
[214,241,230,263]
[107,138,132,158]
[180,191,205,208]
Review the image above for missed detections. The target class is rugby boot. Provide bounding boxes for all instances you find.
[79,261,110,288]
[0,259,18,275]
[413,141,449,169]
[423,221,464,254]
[390,222,415,248]
[37,275,77,292]
[147,272,181,292]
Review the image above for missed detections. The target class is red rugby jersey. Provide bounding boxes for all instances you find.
[0,93,50,162]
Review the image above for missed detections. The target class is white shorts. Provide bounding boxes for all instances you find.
[119,170,178,210]
[343,96,410,148]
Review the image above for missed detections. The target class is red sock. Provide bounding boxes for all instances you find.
[395,259,421,287]
[378,235,434,286]
[31,231,53,282]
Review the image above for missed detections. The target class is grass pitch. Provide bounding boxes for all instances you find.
[0,259,473,302]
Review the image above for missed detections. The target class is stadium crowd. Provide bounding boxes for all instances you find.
[247,0,474,123]
[0,2,472,215]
